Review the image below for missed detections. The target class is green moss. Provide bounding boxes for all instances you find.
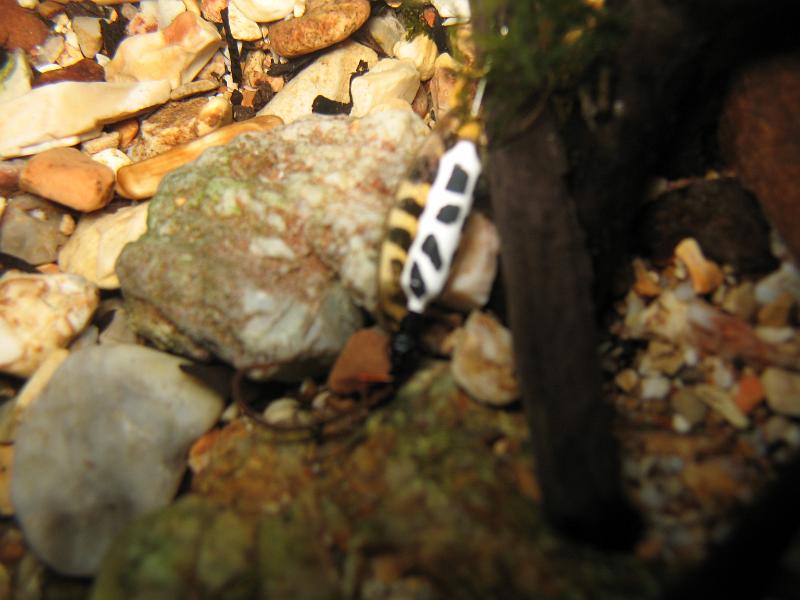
[395,0,431,39]
[473,0,627,136]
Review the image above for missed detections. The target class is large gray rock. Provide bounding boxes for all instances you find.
[11,344,224,576]
[117,110,428,379]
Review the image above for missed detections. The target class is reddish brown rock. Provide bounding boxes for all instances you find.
[719,54,800,263]
[0,0,48,51]
[19,148,115,212]
[269,0,370,58]
[33,59,106,87]
[327,327,392,395]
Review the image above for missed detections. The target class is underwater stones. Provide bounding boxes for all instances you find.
[0,272,98,377]
[393,34,438,81]
[104,12,222,89]
[350,58,420,118]
[117,110,427,378]
[268,0,370,58]
[762,367,800,417]
[257,40,377,124]
[451,311,519,406]
[0,80,172,158]
[230,0,303,23]
[11,344,224,576]
[57,202,149,289]
[20,148,115,212]
[128,96,233,162]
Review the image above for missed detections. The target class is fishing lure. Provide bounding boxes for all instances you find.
[377,75,487,375]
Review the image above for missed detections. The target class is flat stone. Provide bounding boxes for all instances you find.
[0,272,98,377]
[0,0,48,51]
[0,80,171,158]
[58,202,149,289]
[719,54,800,264]
[72,16,103,58]
[105,12,222,90]
[762,367,800,416]
[117,110,427,378]
[0,193,72,265]
[327,327,391,394]
[20,148,115,212]
[257,40,377,124]
[11,344,224,575]
[269,0,370,58]
[451,311,519,406]
[129,96,233,162]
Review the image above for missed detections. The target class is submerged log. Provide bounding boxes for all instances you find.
[477,0,800,549]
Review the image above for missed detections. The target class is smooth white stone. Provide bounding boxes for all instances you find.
[350,58,420,118]
[228,0,263,40]
[365,12,405,56]
[432,0,470,24]
[393,34,438,81]
[71,17,103,58]
[0,81,171,158]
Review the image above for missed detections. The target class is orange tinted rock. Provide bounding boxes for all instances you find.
[0,0,48,51]
[327,327,392,395]
[720,54,800,263]
[20,148,115,211]
[269,0,370,58]
[33,59,105,87]
[674,237,724,295]
[734,373,765,413]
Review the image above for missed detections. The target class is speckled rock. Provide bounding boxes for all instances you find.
[58,202,149,289]
[269,0,370,58]
[0,272,98,377]
[0,193,72,265]
[128,96,233,162]
[11,344,224,576]
[117,110,428,379]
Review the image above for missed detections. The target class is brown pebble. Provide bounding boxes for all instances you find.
[0,0,48,51]
[269,0,371,58]
[33,59,106,87]
[111,118,140,150]
[719,54,800,264]
[20,148,115,212]
[327,328,392,395]
[37,0,64,19]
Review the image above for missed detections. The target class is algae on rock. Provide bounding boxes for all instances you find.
[117,110,428,379]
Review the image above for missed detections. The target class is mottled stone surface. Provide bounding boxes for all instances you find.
[117,110,428,378]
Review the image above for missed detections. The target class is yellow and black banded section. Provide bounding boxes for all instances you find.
[377,111,484,332]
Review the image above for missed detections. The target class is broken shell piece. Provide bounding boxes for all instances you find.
[0,50,32,104]
[674,237,724,295]
[0,80,171,158]
[115,115,283,200]
[350,58,420,118]
[451,311,519,406]
[105,12,222,90]
[440,212,500,311]
[0,272,98,378]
